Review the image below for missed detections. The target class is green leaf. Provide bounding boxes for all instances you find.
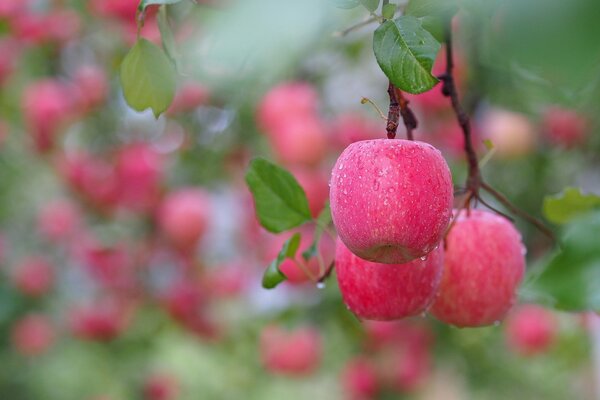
[138,0,184,12]
[527,211,600,311]
[120,38,176,118]
[360,0,380,12]
[405,0,459,18]
[331,0,361,9]
[373,16,441,94]
[245,158,312,233]
[543,187,600,225]
[381,3,396,19]
[262,233,301,289]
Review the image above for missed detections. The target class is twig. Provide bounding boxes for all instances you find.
[334,16,378,37]
[361,97,388,121]
[317,262,335,284]
[386,82,400,139]
[481,182,556,242]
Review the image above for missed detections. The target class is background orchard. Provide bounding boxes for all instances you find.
[0,0,599,399]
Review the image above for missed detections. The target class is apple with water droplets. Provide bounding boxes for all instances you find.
[431,209,525,327]
[335,239,443,320]
[330,139,453,264]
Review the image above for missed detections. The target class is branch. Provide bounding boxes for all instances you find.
[481,182,556,242]
[334,16,379,37]
[387,83,417,140]
[317,262,335,284]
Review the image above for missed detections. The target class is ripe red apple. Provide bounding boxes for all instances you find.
[167,82,209,115]
[260,325,322,376]
[268,116,328,167]
[505,304,557,356]
[157,188,211,252]
[335,239,443,320]
[70,299,132,342]
[341,357,379,400]
[431,209,525,327]
[11,314,55,357]
[37,199,80,242]
[13,256,54,297]
[542,107,588,149]
[257,82,318,134]
[330,139,453,264]
[143,373,180,400]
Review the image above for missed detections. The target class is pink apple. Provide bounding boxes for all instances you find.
[479,108,537,158]
[289,167,329,218]
[157,188,211,252]
[330,113,380,149]
[260,325,322,376]
[268,116,328,167]
[13,256,54,297]
[342,357,379,400]
[37,199,80,242]
[542,107,588,149]
[335,239,443,320]
[505,304,557,356]
[257,82,318,134]
[70,299,132,342]
[73,65,109,112]
[11,314,55,357]
[167,82,209,115]
[389,344,431,392]
[330,139,453,263]
[431,209,525,327]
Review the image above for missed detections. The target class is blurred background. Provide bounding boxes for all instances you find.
[0,0,599,399]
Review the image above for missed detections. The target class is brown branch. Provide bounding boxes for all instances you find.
[387,82,417,140]
[317,262,335,284]
[480,182,556,242]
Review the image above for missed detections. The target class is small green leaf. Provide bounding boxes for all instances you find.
[527,211,600,311]
[373,16,441,94]
[138,0,184,12]
[381,3,396,19]
[543,187,600,225]
[331,0,361,9]
[245,158,312,233]
[120,38,176,118]
[405,0,459,18]
[483,139,494,150]
[360,0,380,12]
[262,233,301,289]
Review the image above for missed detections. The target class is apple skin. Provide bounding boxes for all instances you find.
[330,139,453,264]
[341,357,379,400]
[542,107,588,149]
[430,209,526,327]
[335,239,443,321]
[257,82,318,134]
[260,325,322,376]
[505,304,557,356]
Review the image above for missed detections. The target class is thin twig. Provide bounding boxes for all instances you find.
[334,16,378,37]
[481,182,556,242]
[317,262,335,284]
[475,194,515,222]
[361,97,388,121]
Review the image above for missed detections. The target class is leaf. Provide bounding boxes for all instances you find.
[302,202,332,261]
[373,16,441,94]
[405,0,459,18]
[157,5,182,73]
[526,211,600,311]
[543,187,600,225]
[360,0,380,12]
[245,158,312,233]
[138,0,184,12]
[262,233,301,289]
[381,3,396,20]
[120,38,176,118]
[331,0,361,9]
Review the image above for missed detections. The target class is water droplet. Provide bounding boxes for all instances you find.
[420,255,427,261]
[343,189,348,195]
[373,181,380,191]
[493,320,501,327]
[316,282,325,289]
[338,164,344,170]
[420,312,427,318]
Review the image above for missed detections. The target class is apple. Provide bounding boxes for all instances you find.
[73,65,109,112]
[542,107,588,149]
[431,209,525,327]
[260,325,322,376]
[289,167,329,218]
[479,108,537,159]
[13,256,54,297]
[143,373,180,400]
[330,139,453,264]
[167,82,209,115]
[341,357,379,400]
[11,314,54,357]
[257,82,318,134]
[70,299,132,342]
[157,188,211,252]
[330,113,380,149]
[268,116,328,167]
[505,304,557,356]
[37,199,80,242]
[335,239,443,320]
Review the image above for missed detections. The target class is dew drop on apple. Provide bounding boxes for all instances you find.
[373,181,380,191]
[420,255,427,261]
[316,282,325,289]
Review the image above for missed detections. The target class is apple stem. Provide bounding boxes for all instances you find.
[440,22,556,243]
[386,82,417,140]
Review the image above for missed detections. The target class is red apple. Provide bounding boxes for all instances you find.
[542,107,588,149]
[143,373,180,400]
[330,139,453,264]
[70,299,132,342]
[342,357,379,400]
[157,188,211,252]
[268,116,328,167]
[11,314,55,357]
[260,325,322,376]
[505,304,557,356]
[431,209,525,327]
[37,199,80,242]
[479,108,537,159]
[13,256,54,297]
[257,82,318,134]
[335,239,443,320]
